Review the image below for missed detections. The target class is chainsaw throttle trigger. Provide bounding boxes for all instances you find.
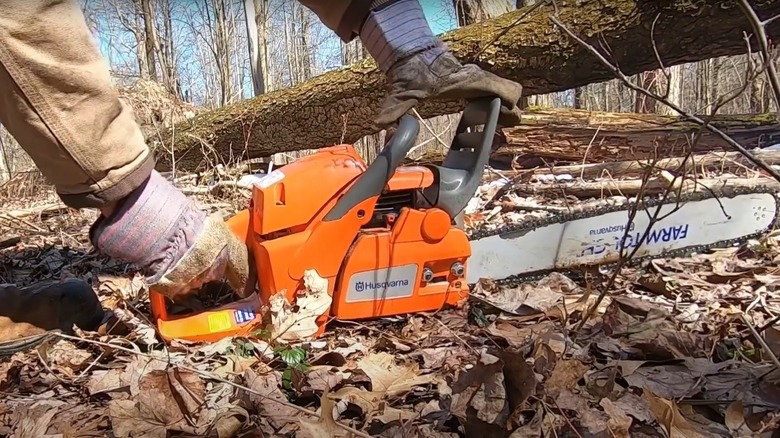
[323,114,420,221]
[422,96,501,219]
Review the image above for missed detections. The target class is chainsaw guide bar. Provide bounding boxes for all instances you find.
[463,184,780,288]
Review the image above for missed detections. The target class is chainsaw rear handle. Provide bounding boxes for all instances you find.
[323,114,420,221]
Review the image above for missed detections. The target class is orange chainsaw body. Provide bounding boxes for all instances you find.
[150,97,501,343]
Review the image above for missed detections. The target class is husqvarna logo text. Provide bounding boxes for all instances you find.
[346,264,418,303]
[355,279,410,292]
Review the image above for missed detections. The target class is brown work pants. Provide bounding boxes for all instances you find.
[0,0,385,209]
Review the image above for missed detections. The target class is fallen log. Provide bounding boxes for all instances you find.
[153,0,780,172]
[526,150,780,180]
[509,176,780,198]
[408,109,780,167]
[501,110,780,167]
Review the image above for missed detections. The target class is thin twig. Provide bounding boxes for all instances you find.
[741,313,780,371]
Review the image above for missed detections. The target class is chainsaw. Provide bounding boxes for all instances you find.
[149,96,780,343]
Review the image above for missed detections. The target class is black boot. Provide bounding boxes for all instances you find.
[0,278,106,356]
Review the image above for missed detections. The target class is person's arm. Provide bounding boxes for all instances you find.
[0,0,248,299]
[0,0,153,209]
[298,0,524,128]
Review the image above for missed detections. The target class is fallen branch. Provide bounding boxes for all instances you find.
[527,150,780,180]
[179,180,254,196]
[0,236,21,249]
[1,203,69,220]
[511,176,780,198]
[407,110,780,168]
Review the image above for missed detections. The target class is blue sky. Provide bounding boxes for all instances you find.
[89,0,458,105]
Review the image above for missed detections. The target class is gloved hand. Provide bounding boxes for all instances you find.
[375,50,524,128]
[89,171,250,300]
[359,0,524,129]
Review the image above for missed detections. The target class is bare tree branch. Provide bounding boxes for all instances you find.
[549,14,780,183]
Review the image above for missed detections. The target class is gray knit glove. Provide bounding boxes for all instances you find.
[89,171,249,300]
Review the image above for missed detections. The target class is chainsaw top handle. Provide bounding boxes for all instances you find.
[322,96,501,222]
[323,114,420,221]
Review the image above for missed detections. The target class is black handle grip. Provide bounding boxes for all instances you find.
[324,114,420,222]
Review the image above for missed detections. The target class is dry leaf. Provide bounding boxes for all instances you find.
[357,351,435,395]
[303,367,345,393]
[545,359,588,397]
[298,390,348,438]
[332,351,434,419]
[579,408,610,436]
[554,389,588,412]
[764,325,780,358]
[112,308,158,345]
[449,352,512,433]
[98,273,146,303]
[44,339,94,374]
[643,390,711,438]
[8,399,64,438]
[86,368,125,395]
[600,398,632,438]
[242,367,301,430]
[614,392,654,423]
[212,354,258,378]
[109,399,167,438]
[486,321,556,348]
[211,406,249,438]
[621,360,703,399]
[269,269,332,341]
[133,367,208,434]
[473,281,563,316]
[372,405,417,425]
[724,400,755,437]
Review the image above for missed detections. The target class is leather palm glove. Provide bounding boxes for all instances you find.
[89,171,250,301]
[359,0,524,129]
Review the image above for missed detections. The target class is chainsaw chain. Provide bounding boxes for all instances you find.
[463,184,780,288]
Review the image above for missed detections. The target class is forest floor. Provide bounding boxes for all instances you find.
[1,159,780,438]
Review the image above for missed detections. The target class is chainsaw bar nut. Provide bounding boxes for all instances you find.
[422,267,434,282]
[451,262,465,277]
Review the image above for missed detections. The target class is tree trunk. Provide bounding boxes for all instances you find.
[243,0,266,96]
[634,71,658,113]
[497,109,780,168]
[140,0,158,81]
[159,0,179,98]
[153,0,780,172]
[453,0,513,26]
[299,6,312,80]
[210,0,232,107]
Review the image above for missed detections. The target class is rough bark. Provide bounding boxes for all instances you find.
[410,108,780,168]
[153,0,780,172]
[527,150,780,180]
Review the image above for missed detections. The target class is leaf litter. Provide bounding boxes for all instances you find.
[2,173,780,437]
